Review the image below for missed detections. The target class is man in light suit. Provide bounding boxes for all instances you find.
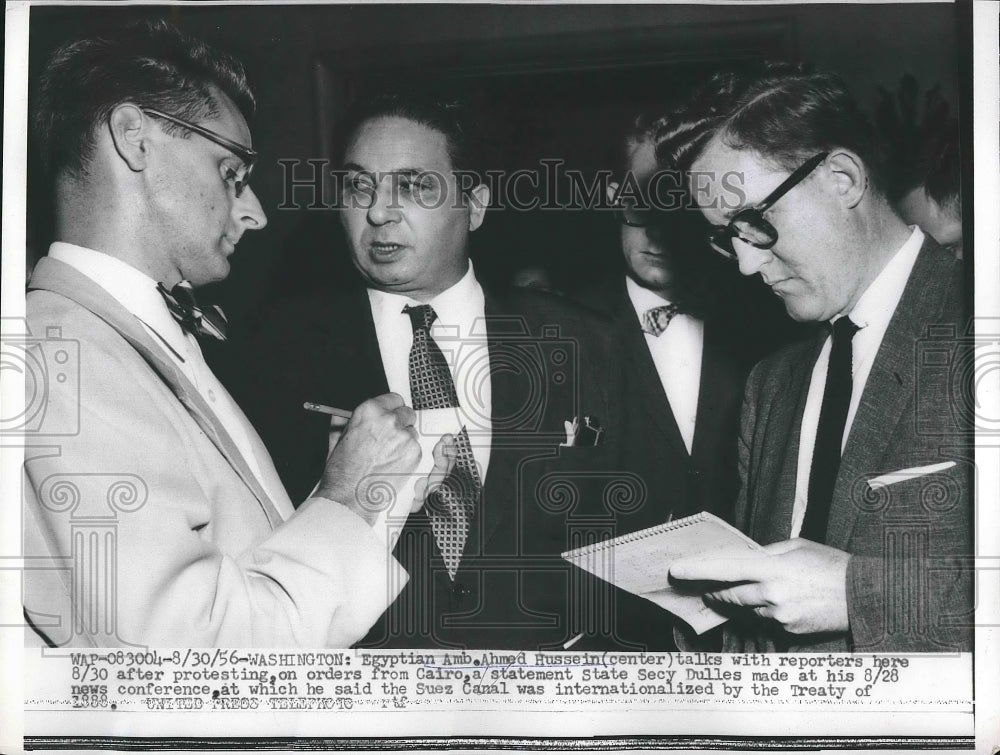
[23,21,447,648]
[224,92,620,649]
[660,64,972,652]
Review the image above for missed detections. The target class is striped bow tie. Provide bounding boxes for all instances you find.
[157,281,228,342]
[641,303,680,337]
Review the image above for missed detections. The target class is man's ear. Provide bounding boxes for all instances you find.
[107,103,150,172]
[824,148,868,209]
[606,180,620,206]
[467,182,491,232]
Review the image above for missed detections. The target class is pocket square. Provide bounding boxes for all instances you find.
[560,416,605,447]
[868,461,956,490]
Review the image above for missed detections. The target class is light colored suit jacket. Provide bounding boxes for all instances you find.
[22,257,406,648]
[727,238,972,652]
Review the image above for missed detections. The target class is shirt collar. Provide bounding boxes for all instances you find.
[47,242,191,357]
[845,225,924,331]
[625,276,675,326]
[367,262,484,333]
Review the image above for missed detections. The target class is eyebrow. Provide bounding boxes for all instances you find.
[343,163,428,177]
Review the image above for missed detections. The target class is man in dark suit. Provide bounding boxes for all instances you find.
[225,93,621,650]
[660,64,972,652]
[572,118,746,650]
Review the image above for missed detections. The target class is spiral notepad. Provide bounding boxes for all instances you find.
[561,511,764,634]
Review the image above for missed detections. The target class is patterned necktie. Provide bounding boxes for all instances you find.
[403,304,482,579]
[641,303,680,337]
[801,316,860,543]
[157,281,228,342]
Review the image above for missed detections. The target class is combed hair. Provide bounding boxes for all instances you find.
[337,90,482,185]
[654,61,887,194]
[615,112,727,320]
[32,19,255,178]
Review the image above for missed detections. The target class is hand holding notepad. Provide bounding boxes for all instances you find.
[561,512,766,634]
[672,536,851,635]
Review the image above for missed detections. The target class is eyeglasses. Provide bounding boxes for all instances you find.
[613,195,653,228]
[706,151,828,260]
[612,182,660,228]
[141,107,257,197]
[343,170,445,208]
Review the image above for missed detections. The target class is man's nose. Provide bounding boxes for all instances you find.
[366,185,402,226]
[733,238,772,277]
[234,186,268,230]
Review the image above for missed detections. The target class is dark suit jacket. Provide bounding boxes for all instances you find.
[726,238,972,652]
[219,282,632,650]
[575,282,745,649]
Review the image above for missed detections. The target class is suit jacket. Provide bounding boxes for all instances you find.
[22,257,406,648]
[726,238,972,652]
[603,281,745,526]
[221,282,624,650]
[593,282,745,650]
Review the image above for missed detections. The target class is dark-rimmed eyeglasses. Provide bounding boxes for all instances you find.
[613,195,653,228]
[707,151,828,260]
[141,107,257,197]
[612,185,658,228]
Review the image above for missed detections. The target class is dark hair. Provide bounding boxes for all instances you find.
[338,90,482,185]
[876,78,960,207]
[916,116,961,210]
[615,112,725,320]
[32,19,255,179]
[654,61,886,194]
[614,113,657,178]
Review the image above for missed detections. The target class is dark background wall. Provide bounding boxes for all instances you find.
[27,3,963,325]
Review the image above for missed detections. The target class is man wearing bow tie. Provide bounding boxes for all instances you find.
[579,118,747,650]
[223,92,618,649]
[661,63,972,652]
[22,21,444,648]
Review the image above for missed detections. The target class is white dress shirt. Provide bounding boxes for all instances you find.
[47,242,291,516]
[790,226,925,537]
[367,263,492,482]
[626,276,704,454]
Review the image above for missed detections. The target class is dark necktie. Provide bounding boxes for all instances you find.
[801,316,860,543]
[157,281,228,342]
[641,303,680,337]
[403,304,482,579]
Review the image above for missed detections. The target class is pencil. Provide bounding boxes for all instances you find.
[303,402,353,420]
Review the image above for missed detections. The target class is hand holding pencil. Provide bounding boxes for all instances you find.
[304,401,353,424]
[313,393,421,524]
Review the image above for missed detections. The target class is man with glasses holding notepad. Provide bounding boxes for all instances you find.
[658,63,971,652]
[22,20,446,648]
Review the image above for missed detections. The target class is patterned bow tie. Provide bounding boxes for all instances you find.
[641,303,680,337]
[157,281,228,342]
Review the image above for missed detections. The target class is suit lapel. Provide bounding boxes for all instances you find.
[751,335,824,543]
[826,240,952,549]
[28,257,283,528]
[475,292,525,551]
[325,287,390,402]
[611,290,690,460]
